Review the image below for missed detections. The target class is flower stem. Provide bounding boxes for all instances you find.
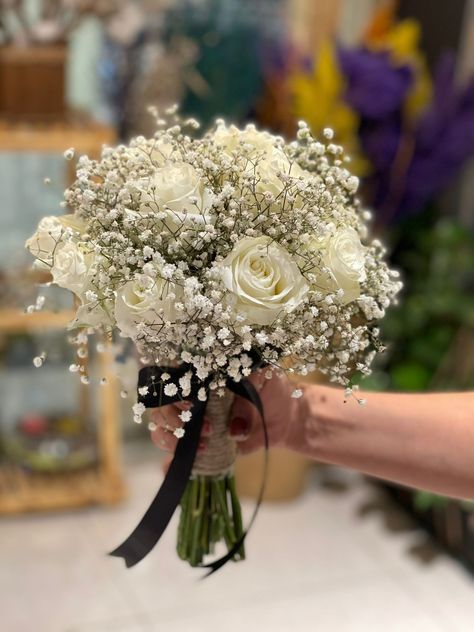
[177,473,246,567]
[189,476,206,566]
[177,482,190,560]
[227,475,245,561]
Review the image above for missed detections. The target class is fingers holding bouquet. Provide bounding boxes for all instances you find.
[150,369,302,458]
[151,401,211,453]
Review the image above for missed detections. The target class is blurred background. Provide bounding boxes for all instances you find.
[1,1,474,630]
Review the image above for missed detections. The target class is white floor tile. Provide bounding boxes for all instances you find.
[0,546,138,632]
[138,575,445,632]
[2,445,474,632]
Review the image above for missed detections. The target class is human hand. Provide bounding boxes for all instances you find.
[228,371,305,454]
[149,370,306,456]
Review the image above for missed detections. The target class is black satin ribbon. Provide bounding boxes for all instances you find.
[110,364,267,575]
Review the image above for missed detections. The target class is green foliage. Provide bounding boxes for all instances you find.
[414,490,449,511]
[365,209,474,393]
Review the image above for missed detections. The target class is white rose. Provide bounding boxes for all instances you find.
[256,149,305,197]
[25,214,86,269]
[149,140,176,166]
[115,275,183,339]
[71,300,113,329]
[135,162,213,228]
[213,123,276,156]
[213,123,305,199]
[50,241,91,295]
[309,228,366,304]
[220,236,308,326]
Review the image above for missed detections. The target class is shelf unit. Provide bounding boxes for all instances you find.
[0,119,125,514]
[0,310,126,514]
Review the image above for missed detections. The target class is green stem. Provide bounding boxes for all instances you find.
[176,474,246,567]
[177,483,191,560]
[213,478,236,551]
[201,483,210,556]
[181,478,198,562]
[189,477,206,566]
[227,475,246,561]
[210,481,220,554]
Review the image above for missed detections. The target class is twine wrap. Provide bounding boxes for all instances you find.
[192,388,235,477]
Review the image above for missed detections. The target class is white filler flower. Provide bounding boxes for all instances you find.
[26,114,402,389]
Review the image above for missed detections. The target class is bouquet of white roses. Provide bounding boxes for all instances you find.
[26,107,401,571]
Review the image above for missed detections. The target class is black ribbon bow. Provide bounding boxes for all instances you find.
[110,364,268,576]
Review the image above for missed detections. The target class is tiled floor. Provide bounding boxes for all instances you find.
[2,443,474,632]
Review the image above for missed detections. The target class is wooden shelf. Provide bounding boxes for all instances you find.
[0,464,125,515]
[0,309,76,333]
[0,120,115,154]
[0,308,126,514]
[0,118,116,183]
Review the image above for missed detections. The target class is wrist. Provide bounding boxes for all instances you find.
[282,384,317,456]
[283,384,340,460]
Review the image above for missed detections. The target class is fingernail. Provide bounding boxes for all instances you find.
[230,416,250,439]
[202,418,212,435]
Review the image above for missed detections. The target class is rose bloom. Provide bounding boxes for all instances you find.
[220,236,308,326]
[213,123,305,200]
[72,300,113,329]
[50,241,91,295]
[213,123,277,156]
[115,275,183,339]
[310,227,366,304]
[149,140,176,166]
[255,150,305,198]
[25,214,85,269]
[29,222,113,328]
[135,162,213,228]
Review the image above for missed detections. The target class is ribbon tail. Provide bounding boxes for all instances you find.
[109,399,207,568]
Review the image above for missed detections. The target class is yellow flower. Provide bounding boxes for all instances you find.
[291,41,369,175]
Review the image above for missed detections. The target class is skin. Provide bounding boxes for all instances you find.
[151,372,474,500]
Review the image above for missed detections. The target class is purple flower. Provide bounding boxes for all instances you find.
[360,115,402,173]
[403,55,474,214]
[337,46,413,120]
[361,54,474,222]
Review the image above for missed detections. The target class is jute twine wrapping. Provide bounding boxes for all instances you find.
[192,388,235,477]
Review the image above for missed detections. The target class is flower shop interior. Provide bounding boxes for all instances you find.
[1,1,474,631]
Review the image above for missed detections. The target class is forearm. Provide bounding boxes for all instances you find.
[292,386,474,499]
